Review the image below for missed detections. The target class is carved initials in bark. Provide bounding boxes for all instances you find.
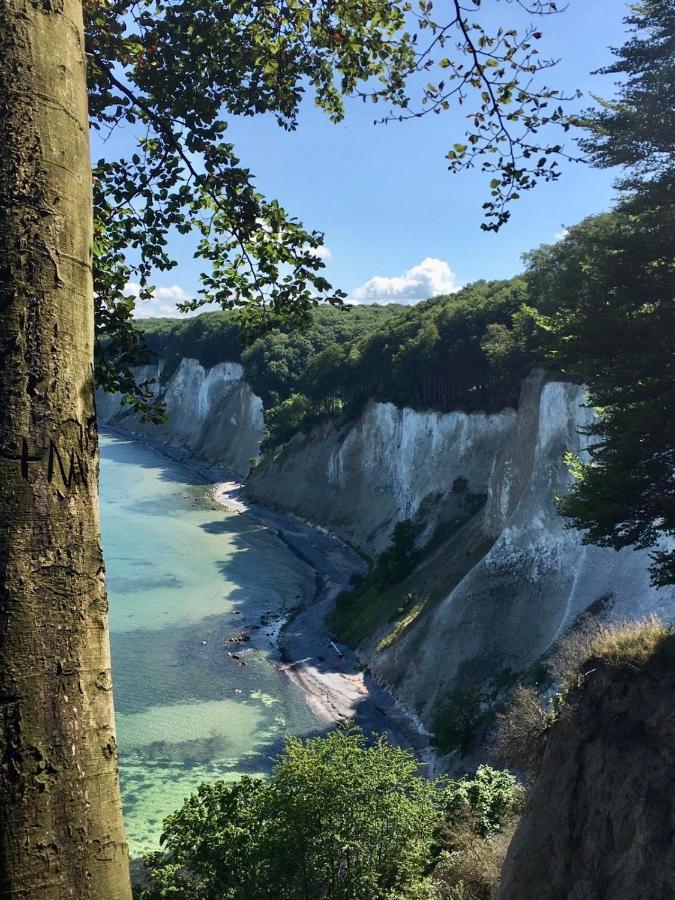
[0,0,131,894]
[47,438,88,489]
[0,435,89,489]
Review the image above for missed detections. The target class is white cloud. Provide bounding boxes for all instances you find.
[554,228,570,242]
[127,283,213,319]
[306,244,332,260]
[350,257,461,305]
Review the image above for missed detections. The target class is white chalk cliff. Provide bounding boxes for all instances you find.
[99,361,673,737]
[247,401,516,553]
[97,359,264,477]
[366,372,673,723]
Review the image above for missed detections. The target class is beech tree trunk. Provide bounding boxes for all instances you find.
[0,1,131,897]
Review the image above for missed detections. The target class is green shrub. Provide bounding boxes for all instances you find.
[430,767,524,900]
[373,520,420,587]
[438,766,524,840]
[139,728,438,900]
[263,392,311,448]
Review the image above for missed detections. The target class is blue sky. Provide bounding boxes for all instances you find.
[97,0,632,316]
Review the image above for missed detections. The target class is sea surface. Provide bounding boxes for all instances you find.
[99,430,321,855]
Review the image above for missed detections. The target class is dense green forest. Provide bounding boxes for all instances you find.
[138,276,539,445]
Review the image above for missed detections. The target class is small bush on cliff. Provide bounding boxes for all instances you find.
[430,767,524,900]
[373,521,420,587]
[491,686,550,774]
[438,766,524,839]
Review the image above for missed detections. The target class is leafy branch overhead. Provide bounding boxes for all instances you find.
[370,0,579,231]
[85,0,576,409]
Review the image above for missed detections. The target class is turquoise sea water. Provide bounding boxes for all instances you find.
[99,431,320,855]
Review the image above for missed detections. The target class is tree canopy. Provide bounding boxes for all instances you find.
[86,0,578,411]
[484,0,675,584]
[546,0,675,584]
[139,727,438,900]
[576,0,675,190]
[137,727,523,900]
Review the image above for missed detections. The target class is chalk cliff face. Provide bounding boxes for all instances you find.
[96,359,264,478]
[246,402,517,554]
[365,371,672,725]
[243,369,672,736]
[98,360,672,738]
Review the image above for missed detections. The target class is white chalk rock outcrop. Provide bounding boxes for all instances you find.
[98,358,672,740]
[97,359,263,477]
[369,371,673,722]
[246,401,516,553]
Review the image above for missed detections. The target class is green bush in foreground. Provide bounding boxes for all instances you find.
[139,727,438,900]
[137,729,523,900]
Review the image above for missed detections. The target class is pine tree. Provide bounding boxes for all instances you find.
[577,0,675,190]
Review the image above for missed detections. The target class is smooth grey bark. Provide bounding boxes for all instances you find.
[0,1,132,896]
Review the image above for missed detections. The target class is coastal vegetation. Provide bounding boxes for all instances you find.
[134,6,675,884]
[493,616,675,779]
[137,728,523,900]
[1,0,672,894]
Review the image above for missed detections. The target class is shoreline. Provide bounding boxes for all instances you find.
[101,426,433,762]
[225,498,433,759]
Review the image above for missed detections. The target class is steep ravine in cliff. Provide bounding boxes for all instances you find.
[98,360,673,760]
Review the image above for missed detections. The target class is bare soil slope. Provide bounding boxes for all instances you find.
[498,641,675,900]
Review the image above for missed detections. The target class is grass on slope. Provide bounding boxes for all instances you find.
[327,513,493,649]
[553,615,675,685]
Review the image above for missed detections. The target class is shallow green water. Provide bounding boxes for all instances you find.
[99,431,320,855]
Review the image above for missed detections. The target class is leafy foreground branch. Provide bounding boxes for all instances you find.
[86,0,576,411]
[136,727,523,900]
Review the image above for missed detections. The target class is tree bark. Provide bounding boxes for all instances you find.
[0,1,131,896]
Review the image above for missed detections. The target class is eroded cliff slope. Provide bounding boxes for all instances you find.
[498,635,675,900]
